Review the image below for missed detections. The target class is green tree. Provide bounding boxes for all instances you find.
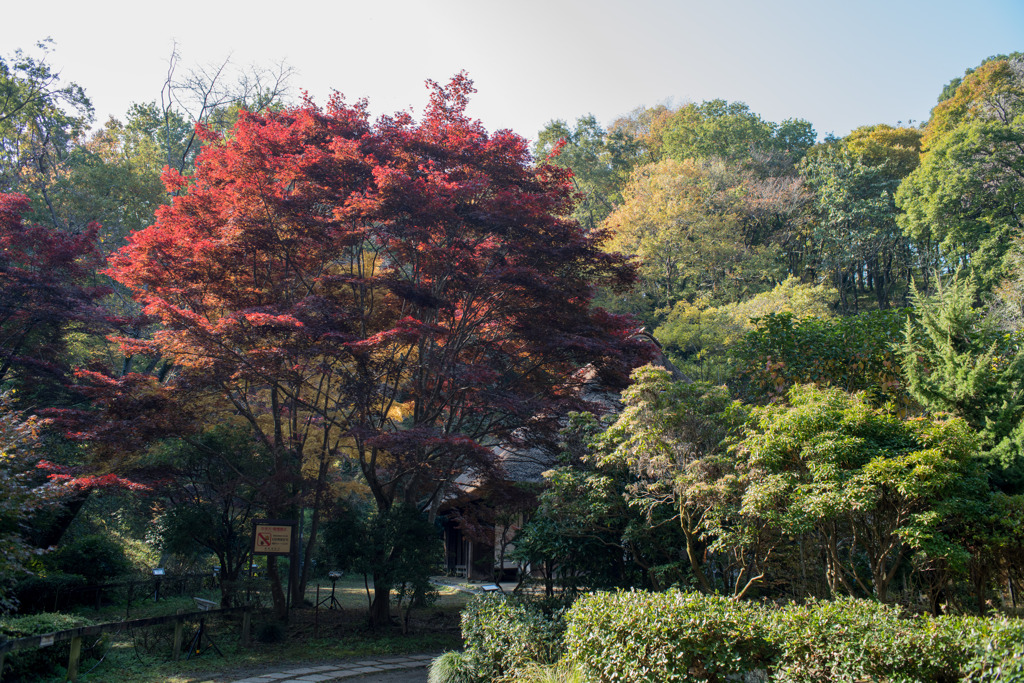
[511,412,690,595]
[738,309,908,406]
[36,110,170,251]
[0,396,52,613]
[986,493,1024,610]
[604,158,783,321]
[0,42,93,230]
[654,276,837,383]
[662,99,815,173]
[800,125,922,311]
[152,427,265,607]
[897,57,1024,291]
[534,115,639,231]
[593,365,759,596]
[737,384,986,603]
[901,274,1024,487]
[512,464,642,596]
[663,100,772,164]
[324,503,441,630]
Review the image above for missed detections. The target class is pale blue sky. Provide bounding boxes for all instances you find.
[2,0,1022,141]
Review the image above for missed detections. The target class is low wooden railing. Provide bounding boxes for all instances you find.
[0,604,251,682]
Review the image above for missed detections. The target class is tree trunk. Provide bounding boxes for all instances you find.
[874,573,890,603]
[298,509,319,600]
[216,551,233,607]
[369,573,392,628]
[681,509,712,593]
[972,562,989,616]
[290,537,302,608]
[267,556,288,621]
[299,451,333,598]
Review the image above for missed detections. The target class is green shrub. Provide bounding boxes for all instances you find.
[768,598,966,682]
[428,651,475,683]
[472,589,1024,682]
[960,616,1024,682]
[45,534,133,585]
[461,594,566,682]
[0,612,104,681]
[11,572,88,613]
[563,590,774,682]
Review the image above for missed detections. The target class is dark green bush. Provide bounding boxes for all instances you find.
[460,589,1024,682]
[45,534,133,585]
[767,598,966,682]
[255,620,286,643]
[768,602,1024,682]
[563,590,773,682]
[460,594,566,682]
[12,572,88,613]
[559,591,1024,682]
[0,612,104,682]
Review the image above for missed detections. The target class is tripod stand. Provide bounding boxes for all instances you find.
[185,616,223,659]
[186,598,224,660]
[317,575,343,610]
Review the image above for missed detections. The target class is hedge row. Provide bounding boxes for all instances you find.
[0,612,106,681]
[439,591,1024,683]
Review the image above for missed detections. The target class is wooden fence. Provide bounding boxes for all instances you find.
[0,605,251,682]
[19,572,222,616]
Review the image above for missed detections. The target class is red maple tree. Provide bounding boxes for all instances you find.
[0,193,107,405]
[106,74,644,623]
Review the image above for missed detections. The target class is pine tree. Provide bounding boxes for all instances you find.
[902,274,1024,487]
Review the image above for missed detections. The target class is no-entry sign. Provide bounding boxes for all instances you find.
[252,520,295,555]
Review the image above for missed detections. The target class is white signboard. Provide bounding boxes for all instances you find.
[253,521,294,555]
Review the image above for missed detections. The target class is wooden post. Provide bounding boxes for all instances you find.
[172,609,185,661]
[241,608,252,646]
[66,636,82,682]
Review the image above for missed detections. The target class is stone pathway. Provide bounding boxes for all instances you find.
[227,653,435,682]
[429,576,518,595]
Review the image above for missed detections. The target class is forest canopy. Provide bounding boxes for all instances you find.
[1,45,1023,636]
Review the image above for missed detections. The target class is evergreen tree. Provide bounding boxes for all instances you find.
[901,274,1024,489]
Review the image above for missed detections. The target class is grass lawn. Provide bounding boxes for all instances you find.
[12,577,468,683]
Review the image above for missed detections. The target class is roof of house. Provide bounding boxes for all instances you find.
[443,336,687,503]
